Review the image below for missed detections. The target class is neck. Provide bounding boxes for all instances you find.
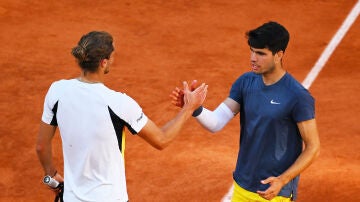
[78,71,103,84]
[262,67,286,86]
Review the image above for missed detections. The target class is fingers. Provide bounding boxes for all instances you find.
[257,190,276,200]
[170,80,206,109]
[169,93,180,102]
[53,172,64,183]
[197,84,208,102]
[257,177,282,200]
[193,83,208,99]
[169,87,185,108]
[260,177,274,185]
[183,81,190,93]
[190,80,198,91]
[186,82,208,105]
[257,185,275,200]
[169,88,182,99]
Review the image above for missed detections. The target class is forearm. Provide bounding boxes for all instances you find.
[36,122,57,176]
[279,119,320,184]
[158,81,207,145]
[278,142,320,185]
[159,107,193,147]
[139,106,194,150]
[36,143,57,176]
[194,103,234,133]
[139,81,207,149]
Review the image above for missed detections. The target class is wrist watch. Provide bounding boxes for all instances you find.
[43,175,59,188]
[43,175,51,184]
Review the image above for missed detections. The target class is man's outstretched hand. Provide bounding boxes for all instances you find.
[170,80,198,108]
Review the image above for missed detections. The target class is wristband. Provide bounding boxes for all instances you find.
[192,106,203,117]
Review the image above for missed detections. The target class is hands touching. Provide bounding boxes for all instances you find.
[136,80,206,150]
[181,80,207,112]
[170,80,199,108]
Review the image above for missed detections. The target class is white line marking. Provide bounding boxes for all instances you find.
[302,0,360,89]
[221,1,360,201]
[221,184,234,202]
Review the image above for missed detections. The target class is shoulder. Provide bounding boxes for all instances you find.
[102,87,132,102]
[283,73,314,102]
[283,73,304,90]
[104,88,142,111]
[233,72,260,86]
[232,72,262,91]
[46,79,74,97]
[239,72,260,80]
[229,72,261,102]
[49,79,75,91]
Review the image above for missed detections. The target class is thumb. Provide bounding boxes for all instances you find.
[190,80,198,91]
[261,177,274,185]
[183,81,189,93]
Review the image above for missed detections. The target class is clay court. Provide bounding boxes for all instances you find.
[0,0,359,201]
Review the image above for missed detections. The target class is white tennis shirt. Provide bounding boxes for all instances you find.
[42,79,148,202]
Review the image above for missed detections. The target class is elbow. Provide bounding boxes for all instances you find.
[209,129,219,134]
[206,124,223,133]
[155,145,166,151]
[153,143,166,150]
[152,139,169,150]
[36,143,44,154]
[309,141,320,160]
[314,143,320,159]
[209,125,224,133]
[304,140,320,161]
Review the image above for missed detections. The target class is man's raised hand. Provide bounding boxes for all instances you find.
[170,80,199,108]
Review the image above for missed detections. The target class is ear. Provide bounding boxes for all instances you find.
[274,51,284,64]
[100,59,108,68]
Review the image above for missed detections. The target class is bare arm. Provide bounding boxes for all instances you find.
[279,119,320,183]
[257,118,320,200]
[223,97,240,115]
[137,108,193,150]
[36,122,58,176]
[138,82,208,150]
[36,121,64,183]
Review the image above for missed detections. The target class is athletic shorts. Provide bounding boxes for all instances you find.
[231,181,292,202]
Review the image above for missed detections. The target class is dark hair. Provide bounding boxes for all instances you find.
[246,21,289,54]
[71,31,114,72]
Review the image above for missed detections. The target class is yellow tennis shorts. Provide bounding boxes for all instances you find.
[231,181,292,202]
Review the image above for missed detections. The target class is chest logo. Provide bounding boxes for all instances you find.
[270,99,281,105]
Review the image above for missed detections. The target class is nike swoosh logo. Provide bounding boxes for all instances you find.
[270,100,281,105]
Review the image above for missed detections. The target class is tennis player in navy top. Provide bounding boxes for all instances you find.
[171,21,320,202]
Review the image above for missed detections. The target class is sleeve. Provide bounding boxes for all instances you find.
[229,75,244,104]
[118,94,148,134]
[292,89,315,122]
[41,82,59,125]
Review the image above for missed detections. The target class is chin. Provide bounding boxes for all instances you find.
[252,69,262,74]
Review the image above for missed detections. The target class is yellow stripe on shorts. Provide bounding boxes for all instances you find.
[231,181,292,202]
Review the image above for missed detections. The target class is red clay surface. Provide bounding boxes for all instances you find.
[0,0,359,201]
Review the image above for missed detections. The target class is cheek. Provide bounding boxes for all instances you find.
[257,57,267,66]
[264,56,275,64]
